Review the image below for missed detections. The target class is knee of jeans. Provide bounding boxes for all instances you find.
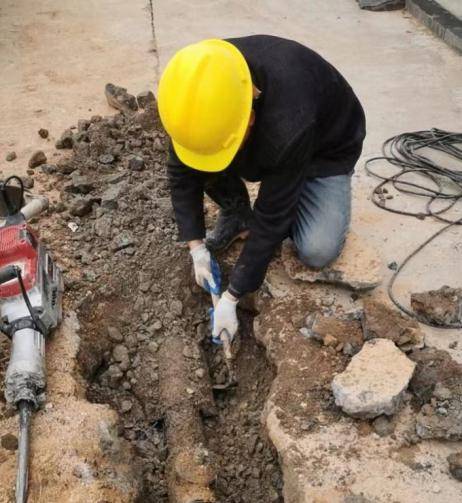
[295,234,343,269]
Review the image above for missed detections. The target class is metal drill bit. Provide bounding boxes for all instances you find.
[16,400,31,503]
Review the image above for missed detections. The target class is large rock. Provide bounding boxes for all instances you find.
[332,338,415,418]
[362,299,425,352]
[411,286,462,327]
[282,232,382,290]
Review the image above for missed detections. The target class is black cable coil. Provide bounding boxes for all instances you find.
[365,128,462,328]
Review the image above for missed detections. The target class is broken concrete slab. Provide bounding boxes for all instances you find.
[105,83,138,114]
[282,232,382,291]
[411,286,462,327]
[332,338,415,418]
[362,298,425,352]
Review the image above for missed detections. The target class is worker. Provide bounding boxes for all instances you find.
[158,35,366,342]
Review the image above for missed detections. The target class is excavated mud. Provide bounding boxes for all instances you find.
[26,88,283,502]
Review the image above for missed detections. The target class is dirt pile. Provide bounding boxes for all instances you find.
[29,86,283,502]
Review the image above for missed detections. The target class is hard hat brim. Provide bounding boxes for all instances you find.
[171,41,253,173]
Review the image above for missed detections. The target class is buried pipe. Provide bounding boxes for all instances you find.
[159,336,217,503]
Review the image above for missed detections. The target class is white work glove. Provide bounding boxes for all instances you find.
[212,291,239,342]
[190,243,218,294]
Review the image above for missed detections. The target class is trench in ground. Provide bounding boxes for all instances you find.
[78,294,284,502]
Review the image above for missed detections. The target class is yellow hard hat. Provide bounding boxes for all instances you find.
[158,39,253,172]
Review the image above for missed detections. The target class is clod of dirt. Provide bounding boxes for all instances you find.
[38,128,49,139]
[5,151,16,161]
[332,338,416,418]
[301,313,363,355]
[411,286,462,327]
[408,347,462,405]
[362,298,425,352]
[0,433,18,451]
[448,451,462,481]
[282,231,382,290]
[105,83,138,113]
[28,149,47,168]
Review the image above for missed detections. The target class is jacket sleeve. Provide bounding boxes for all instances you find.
[167,144,206,242]
[228,131,314,297]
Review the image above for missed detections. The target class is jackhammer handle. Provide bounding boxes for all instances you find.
[20,196,48,221]
[0,265,18,285]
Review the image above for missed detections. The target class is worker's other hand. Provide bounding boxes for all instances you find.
[212,291,238,341]
[190,243,221,295]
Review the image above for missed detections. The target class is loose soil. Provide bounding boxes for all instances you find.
[18,90,283,502]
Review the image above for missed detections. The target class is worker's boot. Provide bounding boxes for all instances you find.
[205,173,252,253]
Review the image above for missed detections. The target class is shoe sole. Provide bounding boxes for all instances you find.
[207,229,249,253]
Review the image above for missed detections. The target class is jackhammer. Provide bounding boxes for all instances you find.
[0,176,63,502]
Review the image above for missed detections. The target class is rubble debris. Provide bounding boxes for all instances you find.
[69,196,93,217]
[136,90,156,110]
[332,338,415,418]
[282,232,382,290]
[408,347,462,404]
[302,313,363,355]
[38,128,49,138]
[5,151,16,161]
[66,172,94,194]
[411,286,462,327]
[362,298,425,351]
[415,378,462,440]
[105,83,138,113]
[128,155,145,171]
[448,452,462,481]
[28,149,47,168]
[357,0,404,10]
[40,163,58,174]
[55,128,74,149]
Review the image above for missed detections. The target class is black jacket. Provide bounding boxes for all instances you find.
[167,35,366,296]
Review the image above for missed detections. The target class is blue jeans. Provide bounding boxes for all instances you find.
[291,174,352,269]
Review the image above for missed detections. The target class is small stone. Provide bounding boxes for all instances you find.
[28,150,47,168]
[38,128,49,138]
[112,344,130,371]
[21,176,34,189]
[121,400,133,413]
[101,184,123,210]
[1,433,18,451]
[105,83,138,113]
[448,451,462,481]
[332,338,416,419]
[98,153,115,165]
[67,173,94,194]
[5,151,16,161]
[170,300,183,317]
[388,261,398,271]
[136,90,156,109]
[112,230,135,252]
[323,334,338,347]
[195,368,206,379]
[69,197,93,217]
[40,163,57,174]
[128,155,145,171]
[55,129,74,149]
[107,326,124,343]
[372,415,395,437]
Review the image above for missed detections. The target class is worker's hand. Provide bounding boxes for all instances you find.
[190,243,221,295]
[212,291,239,342]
